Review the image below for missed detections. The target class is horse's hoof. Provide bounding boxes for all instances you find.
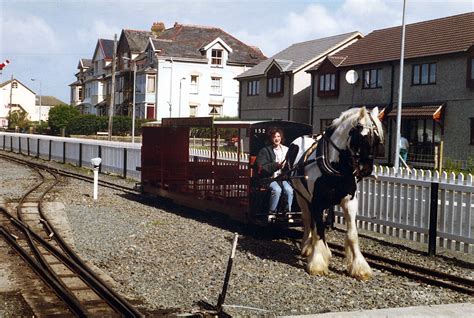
[348,266,373,281]
[307,264,329,276]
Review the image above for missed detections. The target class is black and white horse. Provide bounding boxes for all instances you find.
[287,107,384,280]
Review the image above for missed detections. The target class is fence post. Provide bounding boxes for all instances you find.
[63,141,66,163]
[48,139,52,161]
[98,145,102,174]
[123,148,127,179]
[79,143,82,167]
[428,182,439,256]
[37,138,40,159]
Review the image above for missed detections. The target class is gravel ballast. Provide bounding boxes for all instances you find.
[1,154,473,316]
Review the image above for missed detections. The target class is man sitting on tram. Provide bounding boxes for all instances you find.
[256,127,294,222]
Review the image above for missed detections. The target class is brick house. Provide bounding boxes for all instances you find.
[307,13,474,167]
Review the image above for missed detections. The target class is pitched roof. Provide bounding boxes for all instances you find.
[0,78,36,94]
[36,95,66,107]
[123,29,156,52]
[152,23,266,65]
[235,31,362,79]
[80,58,92,68]
[99,39,114,59]
[330,12,474,68]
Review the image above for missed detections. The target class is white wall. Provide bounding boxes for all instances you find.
[0,81,36,125]
[154,58,247,120]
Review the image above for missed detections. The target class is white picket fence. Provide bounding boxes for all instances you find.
[1,132,472,254]
[336,165,474,253]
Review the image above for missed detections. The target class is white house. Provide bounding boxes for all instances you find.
[0,78,36,127]
[121,22,266,120]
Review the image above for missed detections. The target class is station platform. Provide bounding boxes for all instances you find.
[283,302,474,318]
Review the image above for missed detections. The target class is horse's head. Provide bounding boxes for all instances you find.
[346,107,384,178]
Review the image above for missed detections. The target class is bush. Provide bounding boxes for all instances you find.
[67,115,151,136]
[68,114,105,135]
[48,104,80,135]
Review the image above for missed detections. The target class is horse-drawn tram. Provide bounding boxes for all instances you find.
[140,117,312,225]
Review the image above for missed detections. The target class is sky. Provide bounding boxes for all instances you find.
[0,0,472,103]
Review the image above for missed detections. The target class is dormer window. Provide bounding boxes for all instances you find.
[266,65,284,97]
[211,49,223,66]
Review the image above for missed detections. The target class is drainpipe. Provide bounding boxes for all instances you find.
[169,57,174,117]
[238,80,242,119]
[154,53,159,120]
[387,61,395,164]
[309,72,315,126]
[287,72,292,121]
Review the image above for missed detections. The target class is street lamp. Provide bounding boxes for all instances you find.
[31,78,42,123]
[123,57,137,143]
[178,77,186,117]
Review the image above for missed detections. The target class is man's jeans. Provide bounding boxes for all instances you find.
[269,180,293,212]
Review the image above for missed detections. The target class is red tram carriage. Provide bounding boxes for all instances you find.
[140,117,312,225]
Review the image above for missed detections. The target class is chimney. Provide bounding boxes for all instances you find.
[151,22,165,36]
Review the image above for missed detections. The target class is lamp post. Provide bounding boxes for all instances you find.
[123,57,137,143]
[178,77,186,117]
[31,78,42,123]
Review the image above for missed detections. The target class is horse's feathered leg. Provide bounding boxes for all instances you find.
[295,194,312,257]
[340,195,372,280]
[306,200,331,276]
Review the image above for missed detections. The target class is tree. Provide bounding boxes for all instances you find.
[48,104,80,135]
[7,110,30,130]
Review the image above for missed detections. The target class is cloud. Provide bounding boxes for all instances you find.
[76,20,121,44]
[1,13,59,54]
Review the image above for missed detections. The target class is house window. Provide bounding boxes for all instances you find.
[319,74,336,91]
[320,119,334,134]
[147,75,156,93]
[267,76,283,95]
[190,75,199,94]
[190,104,198,117]
[471,118,474,145]
[247,80,259,96]
[413,63,436,85]
[468,57,474,88]
[11,82,18,89]
[363,69,382,89]
[211,77,222,95]
[78,87,83,100]
[211,49,223,66]
[209,104,222,116]
[471,58,474,80]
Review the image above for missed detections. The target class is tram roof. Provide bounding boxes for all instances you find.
[142,117,310,129]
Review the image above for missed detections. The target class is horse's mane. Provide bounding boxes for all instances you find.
[330,107,384,141]
[330,108,361,128]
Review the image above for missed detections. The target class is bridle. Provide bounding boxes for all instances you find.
[317,112,382,180]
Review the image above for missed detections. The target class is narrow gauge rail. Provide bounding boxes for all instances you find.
[324,241,474,295]
[1,148,472,299]
[0,152,138,195]
[0,157,143,317]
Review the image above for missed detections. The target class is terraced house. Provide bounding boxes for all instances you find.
[308,13,474,167]
[236,32,362,123]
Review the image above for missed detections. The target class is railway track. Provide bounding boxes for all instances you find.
[0,154,143,317]
[1,151,472,301]
[326,241,474,295]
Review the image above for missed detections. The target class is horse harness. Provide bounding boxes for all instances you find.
[292,111,382,181]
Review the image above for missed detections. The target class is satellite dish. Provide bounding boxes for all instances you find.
[345,70,358,85]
